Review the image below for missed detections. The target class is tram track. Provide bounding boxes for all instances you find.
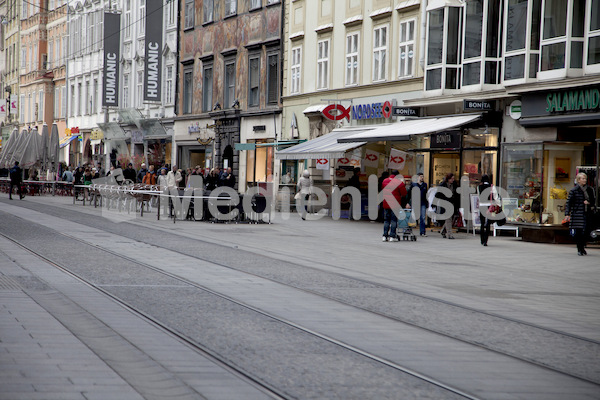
[0,226,480,400]
[2,200,600,397]
[33,209,600,386]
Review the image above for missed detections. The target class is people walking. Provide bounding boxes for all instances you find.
[296,170,313,220]
[411,173,428,236]
[565,172,596,256]
[61,166,74,183]
[435,173,458,239]
[142,165,157,185]
[9,161,24,200]
[137,163,148,183]
[478,175,493,246]
[381,170,407,242]
[346,167,361,220]
[222,167,236,188]
[123,163,137,183]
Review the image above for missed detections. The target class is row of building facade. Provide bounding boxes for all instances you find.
[1,0,599,240]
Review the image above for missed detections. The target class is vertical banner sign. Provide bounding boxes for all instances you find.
[10,94,18,115]
[388,148,407,170]
[144,0,163,102]
[0,99,6,117]
[103,13,120,107]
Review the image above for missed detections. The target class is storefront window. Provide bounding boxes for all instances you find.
[246,140,274,185]
[501,144,543,224]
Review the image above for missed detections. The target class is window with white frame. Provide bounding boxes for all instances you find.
[267,52,279,105]
[19,94,24,123]
[290,47,301,94]
[165,65,174,104]
[167,0,177,26]
[346,32,359,86]
[49,0,55,10]
[202,63,213,112]
[61,87,66,118]
[317,39,330,89]
[183,66,193,114]
[225,59,236,108]
[248,55,260,107]
[503,0,541,82]
[54,87,59,119]
[92,78,98,113]
[33,44,38,70]
[123,74,130,108]
[250,0,261,10]
[77,82,82,116]
[185,0,195,28]
[588,0,600,68]
[398,20,415,78]
[84,79,89,114]
[29,93,33,122]
[137,71,144,108]
[48,40,53,69]
[425,6,462,90]
[38,91,44,121]
[125,0,132,38]
[21,46,26,69]
[373,25,387,82]
[203,0,214,23]
[226,0,237,17]
[139,0,146,36]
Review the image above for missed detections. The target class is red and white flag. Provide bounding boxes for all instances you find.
[363,150,380,168]
[388,148,407,170]
[316,158,330,170]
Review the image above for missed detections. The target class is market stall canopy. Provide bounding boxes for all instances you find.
[276,127,373,160]
[337,114,482,143]
[48,124,60,165]
[0,129,19,167]
[40,124,49,169]
[16,128,42,168]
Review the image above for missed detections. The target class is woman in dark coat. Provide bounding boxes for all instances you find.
[565,172,595,256]
[477,175,496,246]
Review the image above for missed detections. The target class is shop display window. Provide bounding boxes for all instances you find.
[501,144,543,224]
[501,143,585,225]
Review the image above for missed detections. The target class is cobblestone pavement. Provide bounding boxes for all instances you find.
[0,195,598,400]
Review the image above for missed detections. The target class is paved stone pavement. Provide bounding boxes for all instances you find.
[1,194,599,399]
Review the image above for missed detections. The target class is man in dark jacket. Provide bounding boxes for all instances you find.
[435,173,457,239]
[9,161,24,200]
[123,163,137,183]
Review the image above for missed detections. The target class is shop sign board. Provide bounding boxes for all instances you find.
[391,106,420,117]
[321,101,393,121]
[464,100,494,111]
[509,100,522,120]
[521,84,600,118]
[430,131,461,149]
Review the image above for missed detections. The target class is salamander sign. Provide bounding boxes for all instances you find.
[545,88,600,113]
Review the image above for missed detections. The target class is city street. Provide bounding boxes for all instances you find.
[0,194,599,400]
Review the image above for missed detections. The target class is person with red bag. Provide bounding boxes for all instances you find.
[381,170,407,242]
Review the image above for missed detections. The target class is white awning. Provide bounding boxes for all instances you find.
[337,114,482,143]
[276,127,374,160]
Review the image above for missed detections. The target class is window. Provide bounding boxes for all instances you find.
[373,26,387,82]
[224,60,236,108]
[92,79,98,113]
[290,47,302,94]
[503,0,542,81]
[21,46,26,69]
[203,0,214,23]
[61,87,66,118]
[250,0,261,10]
[267,53,279,105]
[202,63,213,112]
[19,94,24,123]
[425,6,462,90]
[167,0,177,26]
[225,0,237,17]
[48,41,53,69]
[398,20,415,78]
[183,67,193,114]
[33,43,38,71]
[139,0,146,35]
[70,85,75,117]
[317,39,329,89]
[137,71,144,108]
[38,91,44,121]
[84,79,89,115]
[54,87,59,119]
[185,0,195,29]
[77,82,82,116]
[165,65,174,105]
[346,32,359,86]
[248,55,260,107]
[588,0,600,67]
[123,74,130,108]
[125,0,132,38]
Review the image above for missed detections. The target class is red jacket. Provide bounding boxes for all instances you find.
[382,175,407,209]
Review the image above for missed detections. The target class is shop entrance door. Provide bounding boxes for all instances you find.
[431,153,460,185]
